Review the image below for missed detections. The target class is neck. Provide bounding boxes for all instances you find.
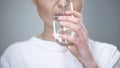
[37,23,54,41]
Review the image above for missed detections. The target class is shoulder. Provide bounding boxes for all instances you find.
[0,37,39,68]
[0,37,44,68]
[89,39,120,67]
[89,39,118,50]
[0,40,28,68]
[89,39,119,54]
[1,37,36,60]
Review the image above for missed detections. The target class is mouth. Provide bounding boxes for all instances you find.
[54,13,64,16]
[53,13,64,20]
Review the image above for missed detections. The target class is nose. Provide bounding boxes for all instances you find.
[58,0,68,9]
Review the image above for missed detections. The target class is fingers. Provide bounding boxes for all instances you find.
[56,10,88,45]
[59,16,88,39]
[58,16,80,24]
[60,21,80,33]
[58,10,82,24]
[60,34,78,44]
[65,10,82,18]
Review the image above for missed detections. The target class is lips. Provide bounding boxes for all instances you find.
[54,13,65,16]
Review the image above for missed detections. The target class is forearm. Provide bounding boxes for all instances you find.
[77,44,99,68]
[77,56,98,68]
[82,61,99,68]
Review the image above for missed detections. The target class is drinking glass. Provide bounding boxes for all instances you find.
[52,0,77,45]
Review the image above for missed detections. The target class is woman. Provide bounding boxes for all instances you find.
[0,0,120,68]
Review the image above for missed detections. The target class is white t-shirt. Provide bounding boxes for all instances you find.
[0,37,120,68]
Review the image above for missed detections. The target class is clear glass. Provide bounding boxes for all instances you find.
[52,0,76,45]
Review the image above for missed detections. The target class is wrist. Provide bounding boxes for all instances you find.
[77,56,99,68]
[82,61,99,68]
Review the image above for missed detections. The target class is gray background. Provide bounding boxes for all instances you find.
[0,0,120,56]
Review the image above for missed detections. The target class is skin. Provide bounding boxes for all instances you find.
[32,0,99,68]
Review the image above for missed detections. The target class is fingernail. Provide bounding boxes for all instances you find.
[60,21,63,24]
[65,11,69,13]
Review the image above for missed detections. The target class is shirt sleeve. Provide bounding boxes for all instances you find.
[109,46,120,68]
[0,56,10,68]
[113,57,120,68]
[90,40,120,68]
[0,42,24,68]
